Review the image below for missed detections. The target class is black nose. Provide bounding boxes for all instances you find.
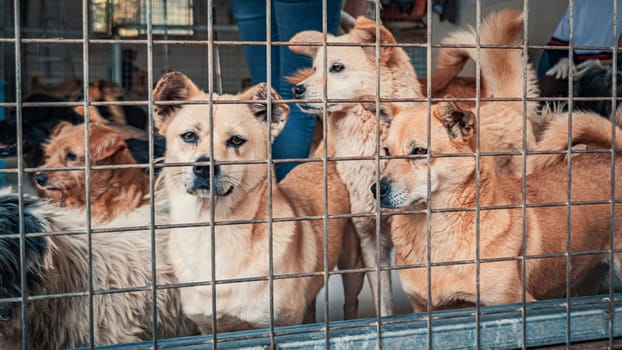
[34,172,48,186]
[371,180,390,199]
[292,85,306,99]
[193,156,219,178]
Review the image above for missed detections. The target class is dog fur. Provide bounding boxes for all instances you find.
[288,16,427,317]
[35,122,151,224]
[0,189,196,349]
[287,11,535,316]
[429,10,540,177]
[153,72,361,332]
[377,101,622,312]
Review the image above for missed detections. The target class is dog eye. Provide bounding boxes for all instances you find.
[180,131,198,144]
[382,147,390,156]
[330,63,345,73]
[65,152,77,162]
[410,147,428,156]
[227,135,246,148]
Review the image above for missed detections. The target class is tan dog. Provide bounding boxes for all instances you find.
[288,16,425,317]
[35,122,150,223]
[287,11,534,316]
[153,72,361,332]
[377,101,622,312]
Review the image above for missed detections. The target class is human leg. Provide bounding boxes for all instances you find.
[228,0,280,86]
[271,0,343,181]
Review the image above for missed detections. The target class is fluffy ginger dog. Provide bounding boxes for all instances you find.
[35,122,150,224]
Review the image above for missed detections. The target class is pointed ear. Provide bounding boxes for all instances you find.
[289,31,324,57]
[359,96,401,128]
[241,83,290,140]
[89,125,126,162]
[436,102,476,145]
[153,71,202,133]
[49,121,73,139]
[350,16,396,63]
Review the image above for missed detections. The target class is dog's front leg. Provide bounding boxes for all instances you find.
[377,228,394,317]
[303,300,317,324]
[353,216,394,317]
[338,221,365,319]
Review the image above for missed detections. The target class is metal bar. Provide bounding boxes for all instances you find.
[608,0,619,347]
[474,1,482,348]
[320,0,330,348]
[265,0,275,348]
[80,0,95,347]
[13,0,27,348]
[3,94,622,108]
[425,0,433,348]
[521,1,530,348]
[145,0,159,346]
[2,244,621,306]
[83,295,622,350]
[207,0,218,347]
[565,1,576,348]
[5,35,621,52]
[373,1,383,348]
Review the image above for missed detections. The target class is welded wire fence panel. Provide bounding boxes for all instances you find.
[1,0,622,349]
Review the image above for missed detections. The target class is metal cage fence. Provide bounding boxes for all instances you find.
[1,0,622,349]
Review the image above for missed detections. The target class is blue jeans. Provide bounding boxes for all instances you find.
[229,0,343,181]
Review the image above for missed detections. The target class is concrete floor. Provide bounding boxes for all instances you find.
[317,262,413,321]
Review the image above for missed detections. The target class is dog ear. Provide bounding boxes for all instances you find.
[49,121,73,139]
[153,71,202,133]
[242,83,290,140]
[289,31,323,57]
[350,16,396,63]
[359,96,401,128]
[89,125,127,162]
[436,101,475,145]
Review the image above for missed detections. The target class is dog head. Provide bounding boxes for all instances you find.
[374,102,476,209]
[36,122,134,205]
[288,16,408,113]
[153,72,289,204]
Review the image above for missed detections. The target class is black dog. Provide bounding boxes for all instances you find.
[0,94,84,165]
[574,63,622,119]
[0,93,160,174]
[0,192,49,321]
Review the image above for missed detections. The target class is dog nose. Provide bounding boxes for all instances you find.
[292,85,306,99]
[34,172,48,186]
[371,180,390,199]
[192,156,219,178]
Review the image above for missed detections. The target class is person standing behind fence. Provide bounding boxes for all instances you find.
[228,0,343,181]
[539,0,622,97]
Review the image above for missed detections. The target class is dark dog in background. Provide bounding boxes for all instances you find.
[0,89,161,184]
[0,190,197,348]
[573,62,622,125]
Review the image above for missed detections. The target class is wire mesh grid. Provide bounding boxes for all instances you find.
[1,0,622,349]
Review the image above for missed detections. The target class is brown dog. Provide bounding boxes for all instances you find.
[153,72,362,332]
[35,122,150,223]
[287,11,535,316]
[377,101,622,312]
